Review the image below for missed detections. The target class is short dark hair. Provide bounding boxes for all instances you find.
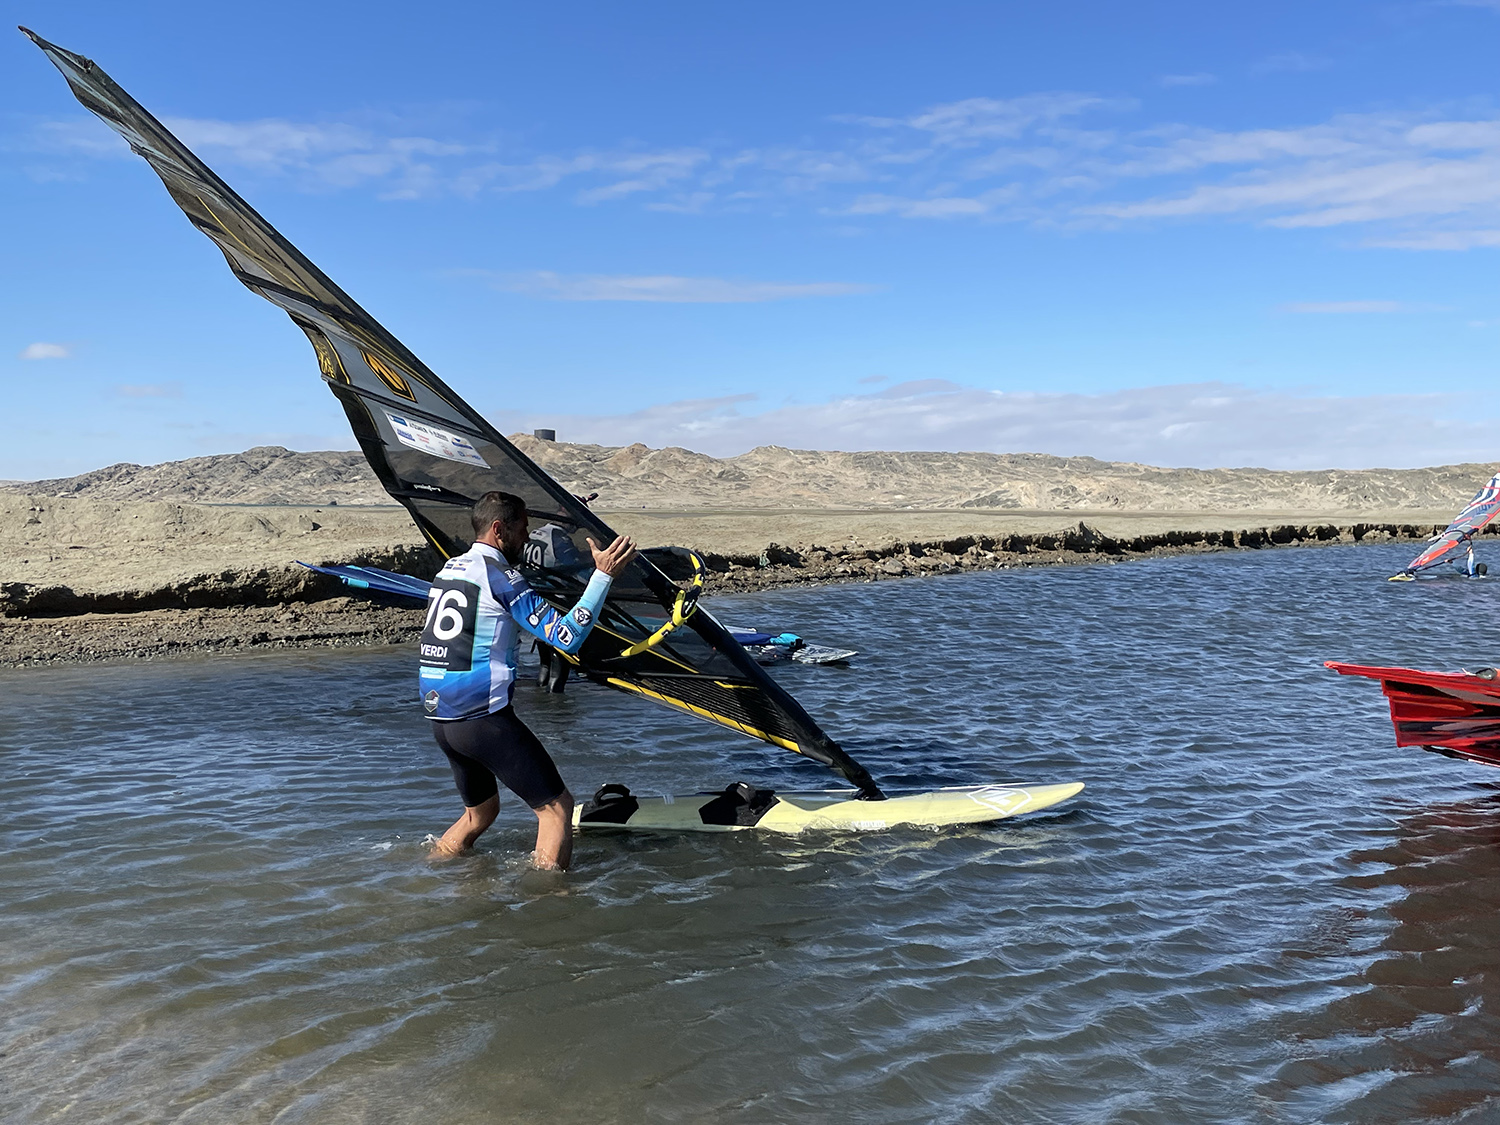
[471,490,526,536]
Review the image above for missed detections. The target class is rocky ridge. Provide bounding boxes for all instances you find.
[7,441,1499,513]
[3,441,1492,667]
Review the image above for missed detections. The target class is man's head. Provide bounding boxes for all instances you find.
[472,490,528,562]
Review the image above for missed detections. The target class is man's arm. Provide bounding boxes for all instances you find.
[508,572,612,655]
[497,534,638,656]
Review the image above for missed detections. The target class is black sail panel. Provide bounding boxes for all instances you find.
[25,28,881,797]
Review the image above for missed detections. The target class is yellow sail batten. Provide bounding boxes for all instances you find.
[588,621,698,673]
[604,677,801,753]
[617,551,705,659]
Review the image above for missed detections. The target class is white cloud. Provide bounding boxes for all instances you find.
[1077,112,1500,242]
[429,148,710,201]
[1159,74,1217,88]
[19,342,69,360]
[163,116,480,198]
[25,119,131,159]
[1364,229,1500,250]
[33,85,1500,248]
[844,192,1008,219]
[1278,301,1415,314]
[1253,51,1332,75]
[489,381,1499,470]
[478,271,878,303]
[896,94,1121,146]
[19,110,483,199]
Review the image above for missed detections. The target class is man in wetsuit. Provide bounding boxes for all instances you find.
[419,490,636,868]
[524,520,590,693]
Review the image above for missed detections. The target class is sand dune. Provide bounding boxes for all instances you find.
[3,442,1488,666]
[7,440,1497,513]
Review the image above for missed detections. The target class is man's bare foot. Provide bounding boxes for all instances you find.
[430,797,500,858]
[428,836,467,859]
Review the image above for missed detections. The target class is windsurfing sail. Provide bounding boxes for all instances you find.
[1326,660,1500,768]
[1391,472,1500,580]
[298,562,434,600]
[26,28,883,798]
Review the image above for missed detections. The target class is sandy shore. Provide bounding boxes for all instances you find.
[0,493,1469,668]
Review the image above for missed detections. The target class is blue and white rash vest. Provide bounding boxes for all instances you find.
[418,541,611,721]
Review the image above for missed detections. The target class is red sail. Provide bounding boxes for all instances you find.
[1399,472,1500,576]
[1326,660,1500,768]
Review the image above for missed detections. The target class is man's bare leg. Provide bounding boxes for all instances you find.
[431,795,500,857]
[531,791,575,870]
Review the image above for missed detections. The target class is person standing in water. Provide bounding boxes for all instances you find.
[419,490,636,868]
[524,518,591,693]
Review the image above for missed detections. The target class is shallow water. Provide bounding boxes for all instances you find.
[3,542,1498,1124]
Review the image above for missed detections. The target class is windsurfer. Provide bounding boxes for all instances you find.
[1391,471,1500,580]
[421,490,636,868]
[525,520,590,692]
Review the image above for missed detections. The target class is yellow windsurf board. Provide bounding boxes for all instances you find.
[573,781,1084,835]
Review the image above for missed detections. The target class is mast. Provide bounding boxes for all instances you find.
[23,27,886,798]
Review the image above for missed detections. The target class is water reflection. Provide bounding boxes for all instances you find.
[1268,788,1500,1123]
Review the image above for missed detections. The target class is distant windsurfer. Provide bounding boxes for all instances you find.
[419,490,636,868]
[1390,471,1500,580]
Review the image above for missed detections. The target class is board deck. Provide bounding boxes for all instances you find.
[574,781,1085,835]
[791,644,859,664]
[745,642,859,665]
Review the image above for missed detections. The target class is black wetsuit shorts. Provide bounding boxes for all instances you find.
[430,707,566,810]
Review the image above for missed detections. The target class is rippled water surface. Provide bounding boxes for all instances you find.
[5,543,1500,1123]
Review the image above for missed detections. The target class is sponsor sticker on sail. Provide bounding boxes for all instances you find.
[383,411,488,467]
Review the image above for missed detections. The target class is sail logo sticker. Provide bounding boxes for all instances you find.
[383,411,489,467]
[363,350,419,402]
[298,323,349,384]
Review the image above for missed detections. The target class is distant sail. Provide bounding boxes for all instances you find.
[1326,660,1500,769]
[1394,472,1500,579]
[25,28,882,797]
[297,562,435,601]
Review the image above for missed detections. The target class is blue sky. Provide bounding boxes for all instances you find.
[6,0,1500,477]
